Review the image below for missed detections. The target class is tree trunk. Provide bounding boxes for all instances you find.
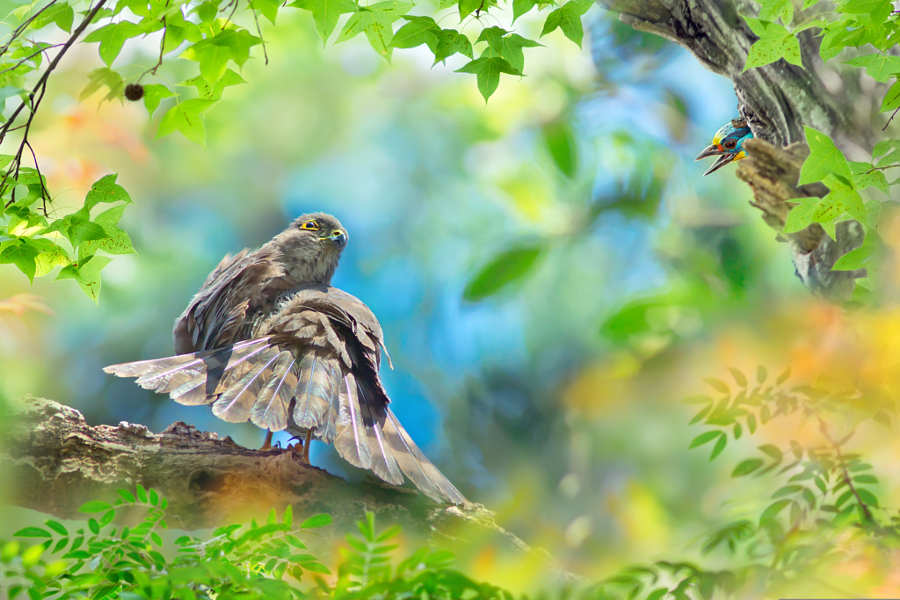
[597,0,876,300]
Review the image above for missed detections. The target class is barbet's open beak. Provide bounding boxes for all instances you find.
[695,143,735,176]
[701,152,736,176]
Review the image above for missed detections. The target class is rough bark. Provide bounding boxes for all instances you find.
[597,0,872,299]
[0,395,546,564]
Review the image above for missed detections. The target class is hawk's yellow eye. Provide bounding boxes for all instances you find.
[300,220,319,231]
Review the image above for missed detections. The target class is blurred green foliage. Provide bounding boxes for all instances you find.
[1,0,900,596]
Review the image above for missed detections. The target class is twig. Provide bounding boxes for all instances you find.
[138,14,168,82]
[0,43,65,77]
[0,0,108,208]
[25,140,49,215]
[251,5,268,65]
[865,164,900,174]
[883,106,900,131]
[0,0,60,58]
[816,417,875,525]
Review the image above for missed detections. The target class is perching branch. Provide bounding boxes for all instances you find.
[0,396,555,567]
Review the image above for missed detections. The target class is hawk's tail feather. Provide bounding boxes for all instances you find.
[212,349,283,423]
[333,373,373,470]
[356,382,404,486]
[382,408,467,505]
[292,352,338,433]
[250,351,296,431]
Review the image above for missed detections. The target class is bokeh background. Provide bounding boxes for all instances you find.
[2,3,898,595]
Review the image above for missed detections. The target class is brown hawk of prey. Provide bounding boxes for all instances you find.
[104,213,466,505]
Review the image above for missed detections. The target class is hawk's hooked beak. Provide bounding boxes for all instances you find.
[329,229,348,249]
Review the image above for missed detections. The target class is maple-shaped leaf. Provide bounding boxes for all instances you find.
[157,99,216,146]
[79,68,124,104]
[0,240,39,283]
[783,174,866,235]
[757,0,793,24]
[849,161,889,196]
[512,0,535,23]
[743,17,802,69]
[142,84,175,118]
[337,1,413,61]
[31,239,72,278]
[432,29,473,64]
[179,69,246,101]
[478,26,542,74]
[540,0,592,48]
[78,204,137,259]
[391,16,439,49]
[250,0,281,24]
[85,174,133,211]
[290,0,359,43]
[32,2,74,33]
[844,53,900,83]
[83,21,146,66]
[43,206,108,250]
[56,254,113,303]
[455,55,520,102]
[798,126,853,185]
[181,29,261,85]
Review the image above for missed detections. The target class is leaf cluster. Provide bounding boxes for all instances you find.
[1,172,135,301]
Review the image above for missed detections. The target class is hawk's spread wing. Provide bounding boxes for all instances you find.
[172,247,286,354]
[107,284,464,505]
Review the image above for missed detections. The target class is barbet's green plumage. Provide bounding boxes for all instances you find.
[695,118,753,176]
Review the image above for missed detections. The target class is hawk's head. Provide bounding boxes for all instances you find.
[270,212,348,284]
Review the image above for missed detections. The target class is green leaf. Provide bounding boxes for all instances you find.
[760,499,791,523]
[432,29,474,64]
[79,67,124,104]
[856,488,879,507]
[33,240,71,277]
[880,80,900,113]
[301,514,332,529]
[337,1,413,61]
[458,0,481,20]
[44,520,68,536]
[290,0,359,43]
[540,0,592,48]
[758,0,793,24]
[743,17,801,69]
[512,0,535,22]
[710,433,727,460]
[85,173,133,210]
[250,0,281,23]
[391,16,439,49]
[688,430,720,449]
[179,69,246,101]
[182,30,262,85]
[78,500,112,513]
[732,458,763,477]
[840,0,892,24]
[463,243,543,299]
[798,126,853,185]
[55,254,113,302]
[13,527,52,538]
[850,161,889,195]
[729,367,747,387]
[0,240,39,282]
[142,84,174,117]
[455,55,520,101]
[704,378,729,394]
[832,230,880,271]
[845,53,900,83]
[83,21,146,66]
[32,3,75,32]
[481,30,542,74]
[759,444,783,460]
[157,99,215,146]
